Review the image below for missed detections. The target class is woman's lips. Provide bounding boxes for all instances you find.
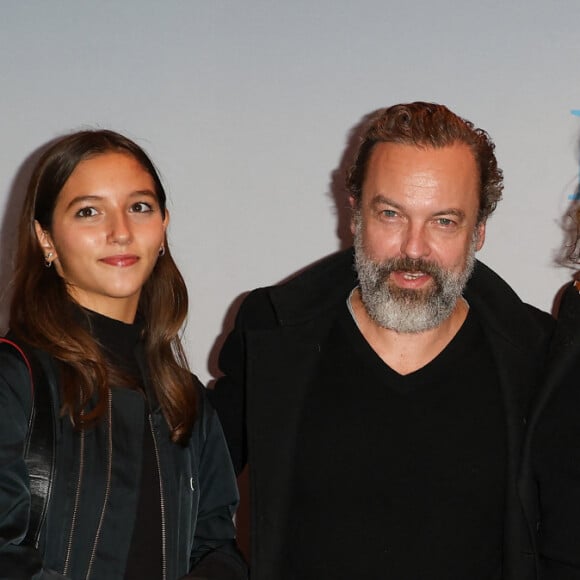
[100,255,139,267]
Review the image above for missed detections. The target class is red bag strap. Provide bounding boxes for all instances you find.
[0,337,34,397]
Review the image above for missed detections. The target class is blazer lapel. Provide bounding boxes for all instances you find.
[245,320,332,576]
[486,331,540,578]
[467,288,552,580]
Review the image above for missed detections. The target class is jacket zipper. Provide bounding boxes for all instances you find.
[62,413,86,576]
[85,391,113,579]
[149,414,168,580]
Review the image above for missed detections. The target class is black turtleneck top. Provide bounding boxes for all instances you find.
[84,309,162,579]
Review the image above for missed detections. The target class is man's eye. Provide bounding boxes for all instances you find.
[76,207,98,218]
[130,202,153,213]
[436,218,455,226]
[381,209,398,218]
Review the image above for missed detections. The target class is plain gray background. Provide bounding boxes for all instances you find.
[1,1,579,383]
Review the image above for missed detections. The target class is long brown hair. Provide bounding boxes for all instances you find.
[9,129,196,444]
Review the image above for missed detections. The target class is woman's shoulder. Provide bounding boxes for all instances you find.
[0,336,36,415]
[191,374,212,423]
[188,375,230,444]
[0,336,34,380]
[0,336,60,415]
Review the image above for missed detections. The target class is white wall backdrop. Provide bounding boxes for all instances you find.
[1,1,579,383]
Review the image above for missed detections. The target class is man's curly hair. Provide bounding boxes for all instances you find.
[347,102,503,224]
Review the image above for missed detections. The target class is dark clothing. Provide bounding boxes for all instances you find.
[124,414,163,579]
[283,306,506,579]
[88,311,162,579]
[210,248,554,580]
[529,283,580,579]
[0,314,248,580]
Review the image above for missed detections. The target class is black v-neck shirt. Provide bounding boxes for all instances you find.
[284,304,506,580]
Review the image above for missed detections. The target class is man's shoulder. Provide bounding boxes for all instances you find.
[239,248,357,328]
[467,261,554,343]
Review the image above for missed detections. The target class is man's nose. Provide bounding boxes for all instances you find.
[400,223,430,259]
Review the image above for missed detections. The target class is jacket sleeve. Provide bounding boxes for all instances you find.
[209,288,276,475]
[207,311,248,475]
[186,387,248,580]
[0,348,67,580]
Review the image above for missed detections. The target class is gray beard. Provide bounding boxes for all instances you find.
[353,223,477,334]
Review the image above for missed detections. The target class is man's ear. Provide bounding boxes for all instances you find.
[34,220,57,264]
[475,221,486,251]
[349,195,357,236]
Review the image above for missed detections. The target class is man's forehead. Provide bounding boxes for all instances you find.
[360,142,480,214]
[363,142,478,187]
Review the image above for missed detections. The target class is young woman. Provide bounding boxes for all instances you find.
[0,130,247,579]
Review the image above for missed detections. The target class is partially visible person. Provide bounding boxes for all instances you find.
[0,130,247,579]
[210,102,554,580]
[528,213,580,579]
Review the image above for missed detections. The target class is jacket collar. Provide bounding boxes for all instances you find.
[464,260,551,352]
[269,248,357,326]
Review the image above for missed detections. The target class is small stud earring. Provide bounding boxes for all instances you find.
[44,252,53,268]
[158,245,165,257]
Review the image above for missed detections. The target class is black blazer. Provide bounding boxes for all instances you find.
[210,248,554,580]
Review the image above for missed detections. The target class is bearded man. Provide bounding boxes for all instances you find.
[210,102,554,580]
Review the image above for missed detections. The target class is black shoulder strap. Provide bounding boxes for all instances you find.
[0,337,56,547]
